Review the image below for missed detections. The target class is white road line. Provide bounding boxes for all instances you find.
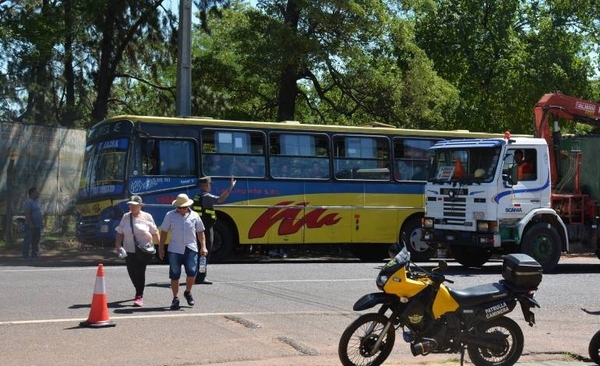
[0,310,352,326]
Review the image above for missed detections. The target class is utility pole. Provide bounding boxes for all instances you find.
[176,0,192,116]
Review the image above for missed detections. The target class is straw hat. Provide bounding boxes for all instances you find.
[172,193,194,207]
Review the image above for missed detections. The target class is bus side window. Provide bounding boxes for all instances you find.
[269,132,329,179]
[393,137,438,181]
[159,139,197,176]
[333,135,389,181]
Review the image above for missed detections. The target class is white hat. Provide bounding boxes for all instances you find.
[172,193,194,207]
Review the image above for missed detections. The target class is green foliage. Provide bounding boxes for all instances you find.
[415,0,598,134]
[0,0,599,133]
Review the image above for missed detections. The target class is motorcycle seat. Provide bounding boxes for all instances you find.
[447,282,510,308]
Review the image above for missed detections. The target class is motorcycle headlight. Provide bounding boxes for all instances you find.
[376,275,388,289]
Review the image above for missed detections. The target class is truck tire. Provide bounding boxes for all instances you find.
[521,222,561,272]
[402,216,435,262]
[451,246,492,268]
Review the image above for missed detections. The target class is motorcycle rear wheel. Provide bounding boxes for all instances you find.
[338,313,396,366]
[588,330,600,364]
[467,316,524,366]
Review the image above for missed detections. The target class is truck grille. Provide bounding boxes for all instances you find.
[443,197,466,218]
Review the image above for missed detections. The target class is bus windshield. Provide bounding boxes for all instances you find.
[79,138,128,199]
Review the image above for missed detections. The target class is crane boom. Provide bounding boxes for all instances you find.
[533,92,600,184]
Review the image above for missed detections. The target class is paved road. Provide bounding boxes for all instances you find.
[0,246,599,366]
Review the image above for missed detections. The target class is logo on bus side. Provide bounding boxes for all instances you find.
[248,201,342,238]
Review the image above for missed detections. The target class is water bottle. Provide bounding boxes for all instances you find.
[117,247,127,258]
[199,256,207,273]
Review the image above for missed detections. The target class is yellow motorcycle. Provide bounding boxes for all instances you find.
[338,245,542,366]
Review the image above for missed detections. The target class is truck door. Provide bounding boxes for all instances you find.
[502,148,545,216]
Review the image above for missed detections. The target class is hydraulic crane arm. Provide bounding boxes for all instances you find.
[533,92,600,184]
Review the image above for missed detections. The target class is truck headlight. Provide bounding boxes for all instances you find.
[423,217,434,229]
[477,221,498,232]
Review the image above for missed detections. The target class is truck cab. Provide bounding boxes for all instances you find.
[421,136,568,272]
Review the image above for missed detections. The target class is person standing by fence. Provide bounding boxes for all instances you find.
[22,187,43,260]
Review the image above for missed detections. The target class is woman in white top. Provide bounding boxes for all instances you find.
[114,195,160,307]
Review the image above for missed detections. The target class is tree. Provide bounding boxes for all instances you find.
[190,0,458,128]
[414,0,598,134]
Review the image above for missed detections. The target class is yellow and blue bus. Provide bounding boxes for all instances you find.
[75,115,501,262]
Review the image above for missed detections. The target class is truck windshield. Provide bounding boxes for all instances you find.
[427,147,501,184]
[78,138,129,199]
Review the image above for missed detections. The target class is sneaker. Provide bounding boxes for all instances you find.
[170,297,180,310]
[133,296,143,307]
[184,291,195,306]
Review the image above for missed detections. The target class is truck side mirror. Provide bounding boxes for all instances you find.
[510,164,518,185]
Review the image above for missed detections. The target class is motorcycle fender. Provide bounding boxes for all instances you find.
[353,293,398,311]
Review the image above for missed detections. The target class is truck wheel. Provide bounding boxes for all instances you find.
[451,246,491,268]
[401,217,434,262]
[521,222,561,272]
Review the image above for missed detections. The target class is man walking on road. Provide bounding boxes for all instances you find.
[192,176,236,284]
[158,194,207,310]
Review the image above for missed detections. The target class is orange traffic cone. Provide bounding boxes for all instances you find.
[79,263,116,328]
[453,157,466,178]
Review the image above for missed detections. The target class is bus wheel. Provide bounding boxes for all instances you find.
[211,221,234,263]
[521,222,561,273]
[451,246,491,268]
[402,217,434,262]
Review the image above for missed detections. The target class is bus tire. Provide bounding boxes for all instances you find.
[402,216,435,262]
[521,222,561,273]
[211,221,234,263]
[451,246,491,268]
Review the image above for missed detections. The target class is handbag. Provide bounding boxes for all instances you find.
[130,213,155,264]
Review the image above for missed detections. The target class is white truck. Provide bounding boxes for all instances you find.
[421,93,600,272]
[421,135,569,272]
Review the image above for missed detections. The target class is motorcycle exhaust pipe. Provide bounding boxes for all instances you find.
[411,339,437,356]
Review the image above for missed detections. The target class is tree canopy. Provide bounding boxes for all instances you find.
[0,0,598,133]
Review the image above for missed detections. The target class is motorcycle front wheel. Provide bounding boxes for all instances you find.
[588,330,600,364]
[467,316,524,366]
[338,313,396,366]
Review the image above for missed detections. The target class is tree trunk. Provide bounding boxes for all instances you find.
[276,0,301,122]
[62,0,77,127]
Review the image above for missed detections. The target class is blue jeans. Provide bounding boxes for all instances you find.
[168,247,198,279]
[22,225,41,259]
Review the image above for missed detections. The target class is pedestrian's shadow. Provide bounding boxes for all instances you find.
[146,281,187,288]
[114,306,176,314]
[582,307,600,315]
[69,299,132,310]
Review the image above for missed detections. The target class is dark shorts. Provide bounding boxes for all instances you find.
[168,247,198,279]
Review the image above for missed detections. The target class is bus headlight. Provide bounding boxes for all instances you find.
[423,217,434,229]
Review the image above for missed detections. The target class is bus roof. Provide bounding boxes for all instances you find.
[99,114,512,139]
